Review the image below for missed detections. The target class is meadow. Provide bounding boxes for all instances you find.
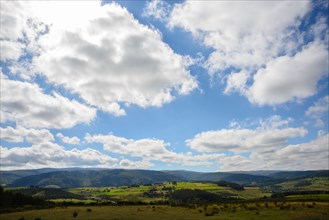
[1,178,328,219]
[65,182,272,203]
[1,202,328,220]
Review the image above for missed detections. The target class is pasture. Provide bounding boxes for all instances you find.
[1,202,328,220]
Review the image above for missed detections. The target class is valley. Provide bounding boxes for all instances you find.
[0,169,328,219]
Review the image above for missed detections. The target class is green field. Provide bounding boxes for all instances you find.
[65,182,271,203]
[276,177,329,191]
[2,179,328,219]
[286,194,329,201]
[1,202,329,220]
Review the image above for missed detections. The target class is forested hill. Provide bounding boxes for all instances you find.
[9,169,183,188]
[3,169,328,188]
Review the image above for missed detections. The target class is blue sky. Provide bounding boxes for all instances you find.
[0,0,328,171]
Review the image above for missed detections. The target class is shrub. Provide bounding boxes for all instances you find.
[18,217,25,220]
[204,211,215,216]
[73,211,78,218]
[34,218,41,220]
[86,208,92,212]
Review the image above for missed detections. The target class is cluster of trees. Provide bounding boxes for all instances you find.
[271,190,329,199]
[0,186,49,211]
[169,189,236,204]
[216,181,244,191]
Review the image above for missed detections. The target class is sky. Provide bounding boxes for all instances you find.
[0,0,328,172]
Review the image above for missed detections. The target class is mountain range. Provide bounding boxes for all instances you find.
[1,168,328,188]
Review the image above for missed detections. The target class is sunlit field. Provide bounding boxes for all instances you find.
[2,202,329,220]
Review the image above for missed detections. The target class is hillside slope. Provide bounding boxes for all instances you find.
[10,169,182,187]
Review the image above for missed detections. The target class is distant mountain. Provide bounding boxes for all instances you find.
[265,170,329,180]
[4,168,329,188]
[163,170,272,185]
[10,169,182,188]
[0,168,59,185]
[232,170,329,179]
[0,167,109,185]
[162,170,204,181]
[11,187,84,200]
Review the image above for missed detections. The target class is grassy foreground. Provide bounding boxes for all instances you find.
[1,202,328,220]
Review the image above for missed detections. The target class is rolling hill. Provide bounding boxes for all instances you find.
[9,169,183,188]
[163,170,272,185]
[3,168,328,188]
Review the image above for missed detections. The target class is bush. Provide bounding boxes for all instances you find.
[86,208,92,212]
[204,210,217,216]
[204,212,215,216]
[18,217,25,220]
[73,211,78,218]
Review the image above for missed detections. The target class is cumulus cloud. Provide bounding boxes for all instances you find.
[86,133,170,158]
[1,72,96,129]
[143,0,171,21]
[186,127,307,154]
[1,141,154,170]
[305,95,329,128]
[186,115,329,171]
[0,142,118,170]
[119,159,153,169]
[168,1,328,105]
[0,1,47,62]
[219,133,329,171]
[56,133,80,145]
[0,40,24,61]
[248,42,328,105]
[1,1,197,116]
[85,133,224,167]
[0,126,54,144]
[169,1,309,71]
[224,70,249,94]
[0,1,27,61]
[187,115,306,153]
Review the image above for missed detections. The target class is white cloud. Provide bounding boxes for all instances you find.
[186,127,307,154]
[186,115,329,171]
[85,133,169,158]
[0,40,24,61]
[0,142,119,170]
[169,1,309,72]
[143,0,171,21]
[85,133,224,167]
[224,70,249,94]
[0,126,54,144]
[0,1,47,62]
[187,115,307,154]
[119,159,153,169]
[258,115,294,130]
[168,1,328,106]
[219,133,329,171]
[1,72,96,129]
[248,42,328,105]
[305,95,329,128]
[56,133,80,145]
[14,1,197,116]
[0,1,29,41]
